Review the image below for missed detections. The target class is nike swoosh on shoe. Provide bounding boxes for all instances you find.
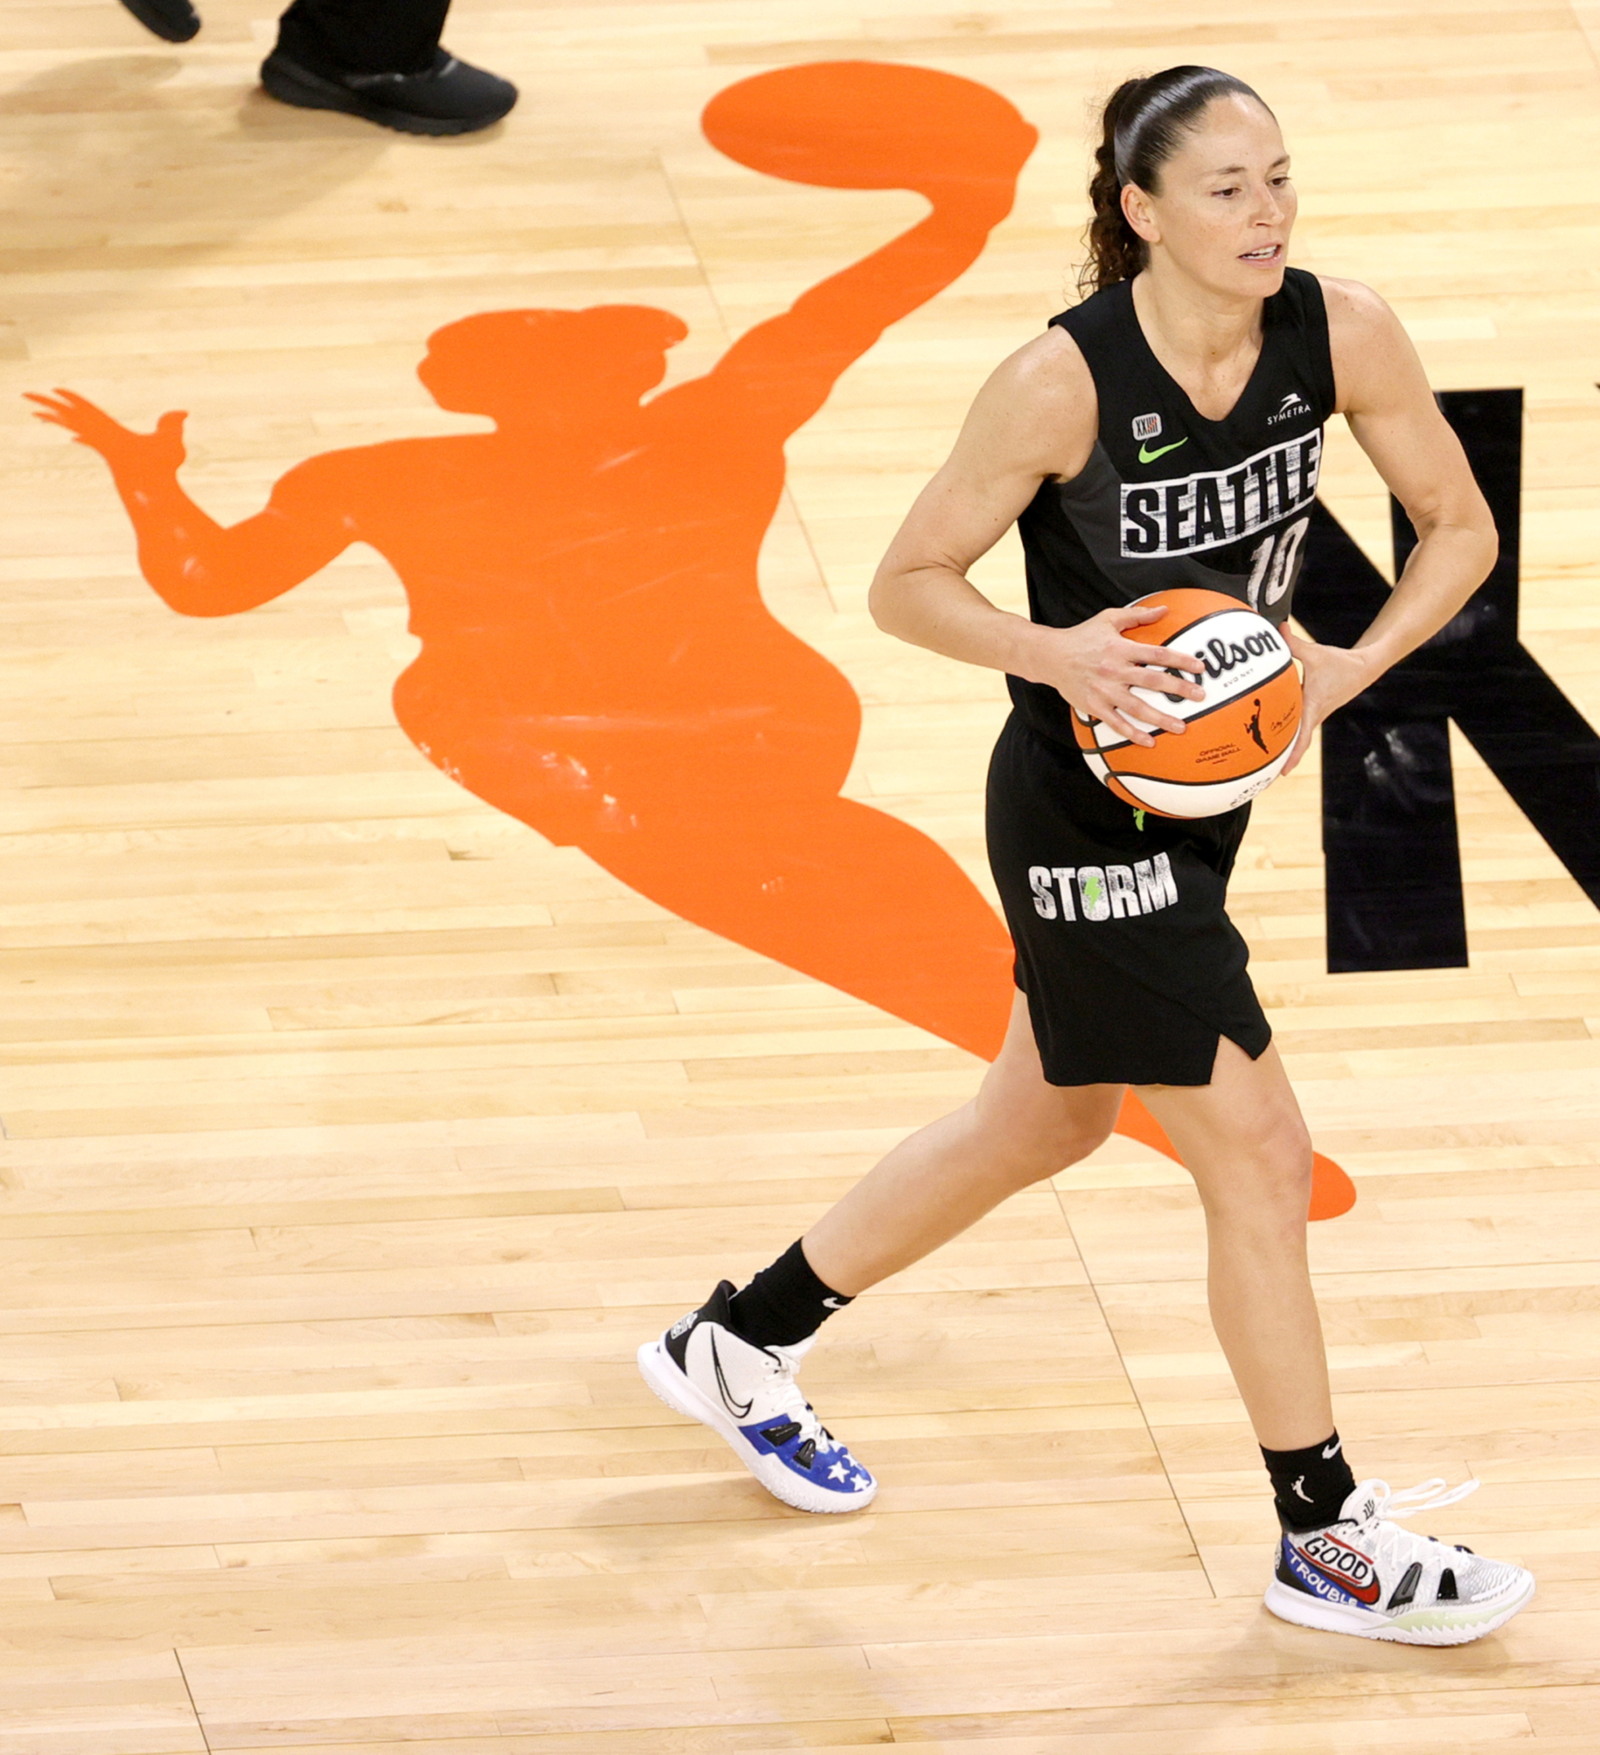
[710,1332,753,1418]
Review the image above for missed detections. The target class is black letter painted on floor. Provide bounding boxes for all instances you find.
[1294,388,1600,973]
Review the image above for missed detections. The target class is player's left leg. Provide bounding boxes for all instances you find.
[1139,1039,1534,1645]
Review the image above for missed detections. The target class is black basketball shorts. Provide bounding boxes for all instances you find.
[985,712,1272,1087]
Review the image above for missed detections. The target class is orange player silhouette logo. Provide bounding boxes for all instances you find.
[29,61,1353,1218]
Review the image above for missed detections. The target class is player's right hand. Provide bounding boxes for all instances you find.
[1040,603,1206,747]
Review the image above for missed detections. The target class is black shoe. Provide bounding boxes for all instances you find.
[117,0,199,42]
[259,46,517,137]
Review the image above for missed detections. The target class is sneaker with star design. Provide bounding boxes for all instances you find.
[637,1280,876,1514]
[1266,1476,1535,1645]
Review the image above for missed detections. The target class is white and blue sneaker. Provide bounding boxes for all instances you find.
[637,1280,876,1514]
[1265,1477,1535,1645]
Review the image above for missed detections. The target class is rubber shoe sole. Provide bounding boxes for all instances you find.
[1264,1572,1535,1645]
[637,1338,876,1515]
[118,0,200,43]
[260,53,512,137]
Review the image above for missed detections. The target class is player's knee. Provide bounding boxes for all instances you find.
[1054,1109,1119,1172]
[995,1106,1116,1188]
[1211,1114,1314,1226]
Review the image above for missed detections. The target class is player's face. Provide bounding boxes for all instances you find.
[1127,95,1297,297]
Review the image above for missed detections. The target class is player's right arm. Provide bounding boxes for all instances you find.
[868,329,1205,747]
[27,390,351,615]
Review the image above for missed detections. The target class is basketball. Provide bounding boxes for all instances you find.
[1073,589,1302,818]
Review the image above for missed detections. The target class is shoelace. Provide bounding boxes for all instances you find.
[767,1346,839,1454]
[1344,1478,1482,1595]
[1361,1477,1480,1524]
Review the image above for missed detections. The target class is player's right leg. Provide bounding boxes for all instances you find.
[637,992,1122,1512]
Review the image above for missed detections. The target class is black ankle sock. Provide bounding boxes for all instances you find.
[1261,1431,1359,1532]
[726,1238,852,1348]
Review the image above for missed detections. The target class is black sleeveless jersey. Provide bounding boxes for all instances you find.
[1009,267,1336,749]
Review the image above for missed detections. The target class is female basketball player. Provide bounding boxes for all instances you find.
[640,65,1536,1646]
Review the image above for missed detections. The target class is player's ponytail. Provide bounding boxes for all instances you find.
[1082,78,1147,298]
[1077,66,1272,298]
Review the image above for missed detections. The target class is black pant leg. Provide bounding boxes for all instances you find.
[275,0,453,74]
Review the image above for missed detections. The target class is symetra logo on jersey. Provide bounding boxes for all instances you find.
[1120,430,1321,560]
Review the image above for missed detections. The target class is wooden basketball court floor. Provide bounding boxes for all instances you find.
[3,0,1600,1748]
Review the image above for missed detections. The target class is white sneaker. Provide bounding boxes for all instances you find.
[637,1280,877,1514]
[1265,1477,1535,1645]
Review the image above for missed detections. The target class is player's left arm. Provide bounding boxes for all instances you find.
[1280,276,1497,772]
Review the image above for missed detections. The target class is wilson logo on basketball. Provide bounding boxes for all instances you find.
[1295,1531,1382,1605]
[1119,430,1321,559]
[1199,625,1284,678]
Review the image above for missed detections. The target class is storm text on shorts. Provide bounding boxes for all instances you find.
[1028,854,1179,922]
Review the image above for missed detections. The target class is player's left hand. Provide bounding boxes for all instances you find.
[1280,623,1382,776]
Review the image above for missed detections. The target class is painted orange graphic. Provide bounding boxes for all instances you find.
[28,61,1354,1219]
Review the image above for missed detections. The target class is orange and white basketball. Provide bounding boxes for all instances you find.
[1072,589,1302,819]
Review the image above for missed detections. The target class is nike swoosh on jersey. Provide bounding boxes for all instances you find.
[709,1333,754,1419]
[1137,437,1189,464]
